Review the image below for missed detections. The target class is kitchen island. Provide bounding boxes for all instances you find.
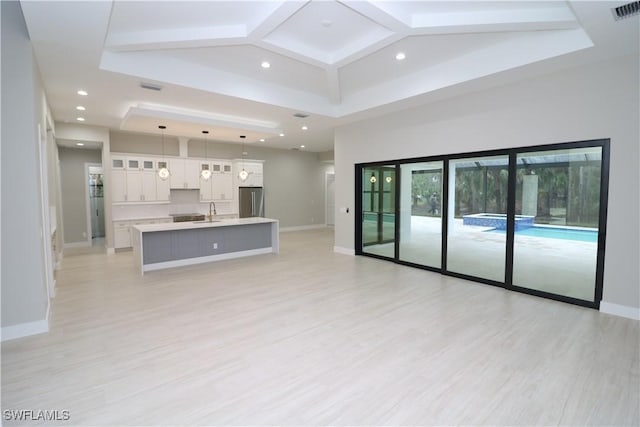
[131,217,279,275]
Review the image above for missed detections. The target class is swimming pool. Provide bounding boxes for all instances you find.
[488,226,598,242]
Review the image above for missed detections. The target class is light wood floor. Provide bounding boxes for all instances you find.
[2,228,639,426]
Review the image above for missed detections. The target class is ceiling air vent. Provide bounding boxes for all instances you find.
[293,113,309,118]
[140,82,163,91]
[612,1,640,21]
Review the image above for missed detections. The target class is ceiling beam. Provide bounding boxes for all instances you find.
[248,0,310,41]
[326,67,341,105]
[105,25,248,52]
[409,6,579,35]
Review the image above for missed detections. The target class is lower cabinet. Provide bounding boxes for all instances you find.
[114,222,132,248]
[113,218,172,249]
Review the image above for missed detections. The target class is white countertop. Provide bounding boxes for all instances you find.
[132,217,278,233]
[113,216,172,223]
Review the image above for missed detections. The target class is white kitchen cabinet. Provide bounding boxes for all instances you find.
[156,170,170,201]
[212,160,233,174]
[200,161,233,201]
[213,173,233,200]
[111,170,127,202]
[114,221,131,248]
[113,218,172,249]
[236,161,263,187]
[170,158,200,189]
[185,159,200,188]
[112,156,167,203]
[199,174,213,201]
[141,171,157,201]
[142,159,155,172]
[125,170,158,202]
[126,171,143,202]
[169,159,184,189]
[112,156,126,170]
[127,158,141,170]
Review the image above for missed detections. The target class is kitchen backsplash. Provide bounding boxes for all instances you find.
[112,190,236,220]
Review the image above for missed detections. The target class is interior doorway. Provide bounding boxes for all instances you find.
[86,164,105,246]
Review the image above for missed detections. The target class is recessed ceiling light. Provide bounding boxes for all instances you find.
[76,106,85,111]
[76,142,84,146]
[260,138,265,142]
[279,133,285,137]
[321,19,333,27]
[300,145,305,148]
[261,61,271,69]
[395,52,406,61]
[76,117,85,121]
[77,90,88,96]
[301,125,308,130]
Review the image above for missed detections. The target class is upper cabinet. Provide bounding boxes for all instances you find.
[169,158,200,189]
[199,160,234,201]
[111,155,171,203]
[234,160,264,187]
[110,154,249,204]
[112,156,126,170]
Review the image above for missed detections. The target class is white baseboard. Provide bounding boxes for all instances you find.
[600,301,640,321]
[334,246,355,256]
[2,306,50,342]
[63,241,90,249]
[280,224,328,232]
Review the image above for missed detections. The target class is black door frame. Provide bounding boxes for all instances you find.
[355,138,610,309]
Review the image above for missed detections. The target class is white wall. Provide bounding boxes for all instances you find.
[1,1,50,337]
[334,55,639,312]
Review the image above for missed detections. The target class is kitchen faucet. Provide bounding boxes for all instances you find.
[208,201,217,222]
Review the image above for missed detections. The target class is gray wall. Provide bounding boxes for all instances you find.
[111,130,179,156]
[112,134,331,228]
[1,1,49,328]
[334,55,639,311]
[58,147,102,244]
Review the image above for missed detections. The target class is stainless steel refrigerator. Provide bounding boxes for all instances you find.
[239,187,264,218]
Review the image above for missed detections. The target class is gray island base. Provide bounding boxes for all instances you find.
[131,218,279,275]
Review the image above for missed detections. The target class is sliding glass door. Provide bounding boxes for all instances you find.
[362,165,396,258]
[447,155,509,282]
[398,162,443,268]
[356,139,608,309]
[512,146,604,301]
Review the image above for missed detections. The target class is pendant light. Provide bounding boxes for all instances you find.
[158,125,170,180]
[238,135,249,182]
[200,130,212,181]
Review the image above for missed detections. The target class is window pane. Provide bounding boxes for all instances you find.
[362,166,396,258]
[447,155,509,282]
[399,162,443,268]
[513,147,602,301]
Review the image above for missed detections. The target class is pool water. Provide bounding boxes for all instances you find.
[489,226,598,242]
